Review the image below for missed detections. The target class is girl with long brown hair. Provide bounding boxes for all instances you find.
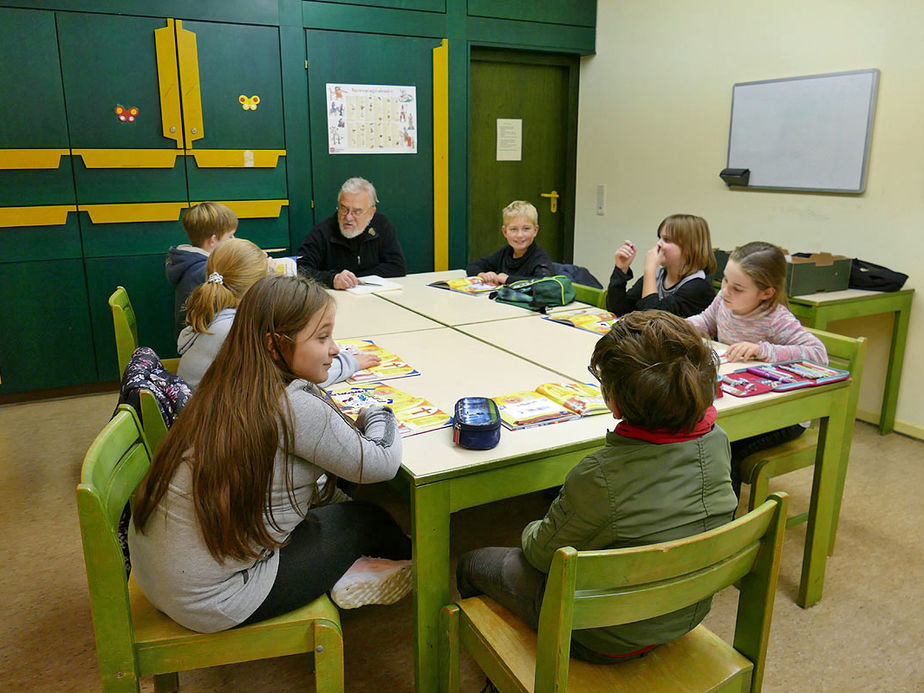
[129,274,410,633]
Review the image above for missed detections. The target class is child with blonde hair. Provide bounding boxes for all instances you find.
[466,200,552,285]
[178,238,377,389]
[688,241,827,494]
[167,201,238,337]
[606,214,716,317]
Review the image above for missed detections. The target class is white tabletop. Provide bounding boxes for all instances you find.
[329,289,440,339]
[789,288,886,303]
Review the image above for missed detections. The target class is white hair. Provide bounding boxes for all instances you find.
[339,177,378,206]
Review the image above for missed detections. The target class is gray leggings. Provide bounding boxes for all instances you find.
[240,501,410,625]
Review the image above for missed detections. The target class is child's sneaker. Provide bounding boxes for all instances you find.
[330,557,413,609]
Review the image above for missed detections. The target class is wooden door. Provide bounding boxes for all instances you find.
[469,50,579,264]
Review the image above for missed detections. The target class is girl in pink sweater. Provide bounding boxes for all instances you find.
[688,241,827,496]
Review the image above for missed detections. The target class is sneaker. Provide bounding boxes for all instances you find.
[330,557,413,609]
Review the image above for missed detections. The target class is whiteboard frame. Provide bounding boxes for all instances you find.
[726,68,879,194]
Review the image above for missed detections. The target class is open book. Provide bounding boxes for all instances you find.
[492,382,609,430]
[428,276,498,294]
[337,339,419,383]
[345,275,403,295]
[544,306,618,335]
[326,381,452,437]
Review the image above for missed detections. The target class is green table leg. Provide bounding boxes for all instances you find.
[798,391,848,608]
[410,480,451,693]
[880,300,912,434]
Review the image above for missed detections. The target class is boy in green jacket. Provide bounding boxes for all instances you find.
[457,310,737,663]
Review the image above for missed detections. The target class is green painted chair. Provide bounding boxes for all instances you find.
[440,493,788,693]
[572,282,607,309]
[76,407,344,693]
[739,328,866,553]
[108,286,180,377]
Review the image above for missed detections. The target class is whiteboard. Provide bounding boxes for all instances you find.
[726,69,879,193]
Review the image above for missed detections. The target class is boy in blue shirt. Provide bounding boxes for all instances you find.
[166,202,238,337]
[466,200,552,285]
[457,310,737,668]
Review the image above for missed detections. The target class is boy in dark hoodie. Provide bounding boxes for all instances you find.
[166,202,237,337]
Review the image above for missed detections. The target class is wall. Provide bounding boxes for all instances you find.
[573,0,923,437]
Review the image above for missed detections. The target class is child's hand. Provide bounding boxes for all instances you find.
[477,271,504,285]
[644,242,664,272]
[724,342,762,362]
[613,241,636,272]
[355,352,381,370]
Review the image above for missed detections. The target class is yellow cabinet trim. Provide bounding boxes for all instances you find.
[82,202,189,224]
[190,150,287,168]
[432,39,449,271]
[74,149,183,169]
[0,149,70,170]
[155,19,184,147]
[0,205,77,228]
[175,20,204,149]
[195,199,289,219]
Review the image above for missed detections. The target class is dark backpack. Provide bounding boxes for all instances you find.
[848,259,908,292]
[491,275,576,312]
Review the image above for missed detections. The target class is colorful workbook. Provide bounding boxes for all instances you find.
[337,339,420,383]
[326,381,452,437]
[492,382,609,430]
[427,276,498,294]
[544,307,618,335]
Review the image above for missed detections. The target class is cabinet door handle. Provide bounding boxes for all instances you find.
[175,20,204,148]
[154,19,184,148]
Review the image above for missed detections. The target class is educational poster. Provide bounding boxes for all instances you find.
[326,83,418,154]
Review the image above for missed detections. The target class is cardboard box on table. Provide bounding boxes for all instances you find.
[713,249,852,296]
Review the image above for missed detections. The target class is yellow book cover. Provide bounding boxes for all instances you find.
[544,307,618,335]
[428,276,497,294]
[493,382,608,430]
[337,339,420,383]
[326,382,451,437]
[535,382,609,416]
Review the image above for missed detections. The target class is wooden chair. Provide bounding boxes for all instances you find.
[572,282,607,309]
[76,408,344,692]
[109,286,180,377]
[440,493,788,693]
[739,328,866,552]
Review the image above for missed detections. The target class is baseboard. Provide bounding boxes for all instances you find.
[856,407,923,441]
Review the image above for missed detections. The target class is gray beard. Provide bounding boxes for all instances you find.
[339,224,365,239]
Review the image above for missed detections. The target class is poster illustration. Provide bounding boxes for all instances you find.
[327,83,417,154]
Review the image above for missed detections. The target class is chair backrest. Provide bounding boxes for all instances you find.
[109,286,139,377]
[533,493,788,691]
[806,327,867,418]
[76,408,152,683]
[572,282,608,309]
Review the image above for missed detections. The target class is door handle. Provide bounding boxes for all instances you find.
[539,190,559,214]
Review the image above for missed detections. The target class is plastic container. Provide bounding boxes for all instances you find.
[452,397,502,450]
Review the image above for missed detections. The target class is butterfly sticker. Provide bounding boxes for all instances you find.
[114,105,139,122]
[239,95,260,111]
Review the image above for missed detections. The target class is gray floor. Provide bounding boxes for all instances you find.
[1,390,921,692]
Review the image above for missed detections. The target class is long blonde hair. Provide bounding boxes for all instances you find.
[134,275,338,562]
[657,214,716,277]
[184,238,268,333]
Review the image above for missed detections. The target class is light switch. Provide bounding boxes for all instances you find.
[596,184,606,216]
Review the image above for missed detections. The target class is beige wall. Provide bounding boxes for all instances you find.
[574,0,923,437]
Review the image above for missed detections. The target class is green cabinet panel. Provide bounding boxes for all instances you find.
[0,8,69,147]
[311,0,445,10]
[467,0,596,27]
[305,30,439,273]
[0,259,97,393]
[78,214,186,258]
[57,13,178,150]
[0,213,82,262]
[0,166,75,207]
[85,255,179,381]
[185,159,288,201]
[184,21,285,150]
[236,209,291,250]
[71,158,187,205]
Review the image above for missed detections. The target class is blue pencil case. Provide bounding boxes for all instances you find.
[452,397,502,450]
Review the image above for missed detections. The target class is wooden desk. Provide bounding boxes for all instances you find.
[345,316,851,692]
[788,288,914,434]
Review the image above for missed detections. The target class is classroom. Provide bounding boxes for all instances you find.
[1,1,921,691]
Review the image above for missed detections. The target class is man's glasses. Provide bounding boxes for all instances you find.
[337,204,367,218]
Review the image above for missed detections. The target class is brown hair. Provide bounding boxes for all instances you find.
[657,214,716,277]
[184,238,268,333]
[133,275,340,562]
[590,310,717,432]
[182,201,238,247]
[729,241,789,310]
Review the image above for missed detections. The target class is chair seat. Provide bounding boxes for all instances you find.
[162,357,181,375]
[459,596,752,693]
[738,429,818,481]
[129,575,342,675]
